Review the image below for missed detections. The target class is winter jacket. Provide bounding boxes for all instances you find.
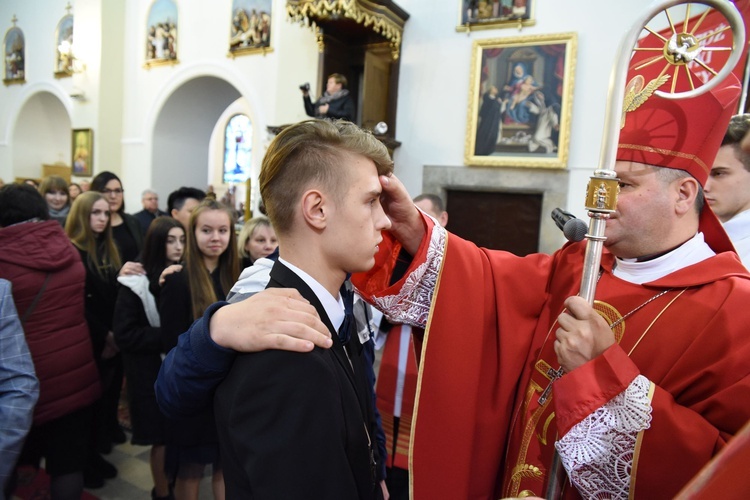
[0,220,101,425]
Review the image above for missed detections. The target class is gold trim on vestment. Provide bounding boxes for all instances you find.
[618,143,709,174]
[630,381,656,500]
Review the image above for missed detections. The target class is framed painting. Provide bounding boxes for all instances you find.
[457,0,535,32]
[54,13,74,77]
[3,18,25,85]
[228,0,273,57]
[72,128,93,177]
[145,0,178,68]
[465,32,577,168]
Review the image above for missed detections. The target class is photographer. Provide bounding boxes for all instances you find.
[301,73,355,122]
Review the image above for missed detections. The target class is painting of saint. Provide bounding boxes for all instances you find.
[55,14,74,75]
[465,34,576,168]
[145,0,178,66]
[229,0,272,55]
[72,129,93,177]
[4,25,25,83]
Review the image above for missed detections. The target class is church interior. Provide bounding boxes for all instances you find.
[5,0,745,254]
[2,0,749,498]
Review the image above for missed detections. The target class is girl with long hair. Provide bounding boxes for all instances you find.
[159,198,239,500]
[113,217,185,500]
[65,191,122,487]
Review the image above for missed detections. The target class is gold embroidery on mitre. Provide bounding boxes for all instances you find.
[621,73,671,129]
[617,143,709,175]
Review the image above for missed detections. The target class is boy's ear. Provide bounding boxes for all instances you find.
[301,189,327,229]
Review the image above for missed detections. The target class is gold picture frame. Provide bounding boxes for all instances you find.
[3,17,25,85]
[72,128,93,177]
[144,0,179,69]
[465,32,577,168]
[228,0,273,58]
[457,0,535,32]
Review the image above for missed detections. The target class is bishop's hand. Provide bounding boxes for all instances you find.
[554,295,615,373]
[378,173,424,255]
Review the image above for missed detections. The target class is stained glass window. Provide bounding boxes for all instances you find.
[223,114,252,184]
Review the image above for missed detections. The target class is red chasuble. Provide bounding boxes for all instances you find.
[353,215,750,500]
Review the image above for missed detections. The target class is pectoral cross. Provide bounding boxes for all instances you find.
[538,366,564,405]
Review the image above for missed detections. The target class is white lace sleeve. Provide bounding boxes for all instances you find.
[555,375,653,499]
[370,223,446,329]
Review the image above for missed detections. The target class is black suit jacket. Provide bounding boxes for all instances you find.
[215,261,380,499]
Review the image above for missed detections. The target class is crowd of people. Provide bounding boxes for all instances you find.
[0,174,274,499]
[2,67,750,500]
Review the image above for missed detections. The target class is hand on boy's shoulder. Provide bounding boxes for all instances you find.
[210,288,332,354]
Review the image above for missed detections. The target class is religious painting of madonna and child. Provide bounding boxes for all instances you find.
[465,33,577,168]
[228,0,272,57]
[457,0,535,32]
[144,0,178,68]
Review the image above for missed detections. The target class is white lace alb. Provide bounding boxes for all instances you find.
[556,375,653,499]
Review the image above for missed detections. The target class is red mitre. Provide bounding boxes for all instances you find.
[616,59,741,254]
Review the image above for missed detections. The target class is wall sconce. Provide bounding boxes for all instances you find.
[55,40,86,77]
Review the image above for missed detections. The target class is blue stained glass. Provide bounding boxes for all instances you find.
[223,114,252,184]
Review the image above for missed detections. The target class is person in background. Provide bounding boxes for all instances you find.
[68,182,82,202]
[38,175,71,227]
[237,216,278,270]
[79,180,91,192]
[23,179,39,189]
[133,189,168,235]
[91,171,144,267]
[159,198,239,500]
[167,186,206,229]
[66,191,122,488]
[0,279,39,495]
[0,183,101,499]
[114,217,185,500]
[705,113,750,268]
[301,73,356,122]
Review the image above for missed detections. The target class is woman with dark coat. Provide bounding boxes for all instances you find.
[160,198,239,500]
[114,217,185,500]
[66,191,122,487]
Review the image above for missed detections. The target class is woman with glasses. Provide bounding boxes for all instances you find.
[91,171,144,268]
[89,171,145,457]
[38,175,71,227]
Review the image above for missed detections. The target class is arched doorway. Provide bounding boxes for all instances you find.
[150,76,243,201]
[11,91,71,181]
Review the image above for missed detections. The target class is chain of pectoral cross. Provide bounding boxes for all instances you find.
[537,287,672,405]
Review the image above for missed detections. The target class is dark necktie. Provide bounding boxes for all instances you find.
[338,281,354,345]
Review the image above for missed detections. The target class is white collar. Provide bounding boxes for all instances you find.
[278,257,345,331]
[723,209,750,242]
[613,232,715,284]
